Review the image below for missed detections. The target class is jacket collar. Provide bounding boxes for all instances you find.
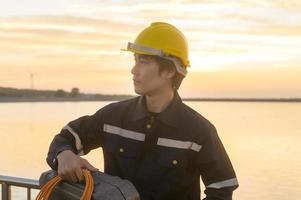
[129,92,182,128]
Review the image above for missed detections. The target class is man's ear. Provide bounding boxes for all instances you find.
[165,68,176,79]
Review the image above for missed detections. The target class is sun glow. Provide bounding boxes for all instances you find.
[0,0,300,98]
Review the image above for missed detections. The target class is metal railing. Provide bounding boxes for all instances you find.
[0,174,40,200]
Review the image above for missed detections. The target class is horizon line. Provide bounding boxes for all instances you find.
[1,86,301,100]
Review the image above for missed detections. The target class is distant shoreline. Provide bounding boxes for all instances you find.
[1,97,301,103]
[184,98,301,103]
[0,96,132,103]
[1,86,300,103]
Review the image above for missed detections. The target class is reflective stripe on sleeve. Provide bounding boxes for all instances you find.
[206,178,239,189]
[63,125,84,155]
[103,124,145,141]
[157,138,202,152]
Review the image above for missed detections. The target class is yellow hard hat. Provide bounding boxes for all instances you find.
[123,22,189,76]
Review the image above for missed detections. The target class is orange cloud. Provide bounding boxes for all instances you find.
[1,2,300,98]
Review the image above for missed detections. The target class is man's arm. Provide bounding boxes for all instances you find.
[198,125,238,200]
[46,108,105,182]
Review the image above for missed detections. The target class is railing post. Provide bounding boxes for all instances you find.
[0,174,39,199]
[1,182,11,200]
[27,188,31,200]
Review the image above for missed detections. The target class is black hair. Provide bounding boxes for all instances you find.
[153,56,185,90]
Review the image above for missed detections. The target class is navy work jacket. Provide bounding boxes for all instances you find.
[47,93,238,200]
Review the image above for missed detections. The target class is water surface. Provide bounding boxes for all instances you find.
[0,101,300,199]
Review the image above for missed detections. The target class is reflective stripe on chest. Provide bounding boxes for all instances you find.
[103,124,202,152]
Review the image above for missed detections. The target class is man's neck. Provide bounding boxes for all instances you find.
[145,89,175,113]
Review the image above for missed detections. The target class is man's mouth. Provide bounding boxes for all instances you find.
[133,79,140,85]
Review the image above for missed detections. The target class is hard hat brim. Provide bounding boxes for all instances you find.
[121,42,187,77]
[121,42,164,56]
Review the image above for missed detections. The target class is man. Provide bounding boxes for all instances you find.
[47,22,238,200]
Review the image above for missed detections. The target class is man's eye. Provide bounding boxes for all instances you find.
[139,59,149,64]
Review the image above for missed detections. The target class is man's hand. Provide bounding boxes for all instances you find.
[57,150,98,183]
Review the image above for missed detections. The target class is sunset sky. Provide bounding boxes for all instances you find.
[0,0,300,98]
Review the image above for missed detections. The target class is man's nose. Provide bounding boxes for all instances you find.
[131,63,138,76]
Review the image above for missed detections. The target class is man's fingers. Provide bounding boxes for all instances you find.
[58,169,69,180]
[82,159,99,171]
[64,172,77,183]
[69,172,79,183]
[75,168,84,182]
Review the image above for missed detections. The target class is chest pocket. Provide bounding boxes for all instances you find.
[104,136,138,158]
[156,148,189,169]
[103,135,140,178]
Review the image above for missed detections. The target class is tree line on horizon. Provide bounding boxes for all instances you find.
[0,86,133,100]
[0,86,81,97]
[0,86,300,102]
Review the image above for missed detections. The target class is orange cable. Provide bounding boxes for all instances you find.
[36,170,94,200]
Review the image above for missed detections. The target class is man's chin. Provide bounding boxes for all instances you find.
[134,87,148,96]
[134,89,144,95]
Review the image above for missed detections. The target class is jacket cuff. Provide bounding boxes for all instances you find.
[47,145,75,170]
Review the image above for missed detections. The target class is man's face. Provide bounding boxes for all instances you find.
[131,54,172,95]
